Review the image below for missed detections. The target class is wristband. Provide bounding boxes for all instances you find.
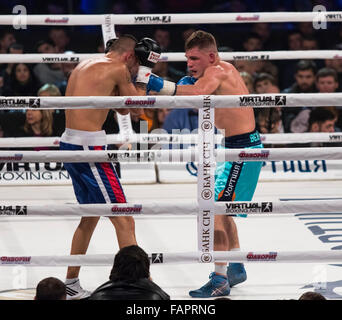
[136,66,152,84]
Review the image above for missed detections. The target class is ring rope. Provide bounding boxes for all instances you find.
[1,199,342,216]
[2,250,342,266]
[1,12,341,25]
[1,93,342,110]
[0,147,341,163]
[1,50,341,63]
[0,132,340,148]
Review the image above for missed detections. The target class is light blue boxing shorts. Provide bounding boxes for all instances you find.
[215,129,263,204]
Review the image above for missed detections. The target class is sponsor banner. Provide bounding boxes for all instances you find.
[0,256,31,265]
[44,17,69,24]
[150,253,163,264]
[0,98,40,109]
[239,95,286,107]
[225,202,273,214]
[235,15,260,21]
[42,56,80,63]
[125,97,156,106]
[0,205,27,215]
[134,15,171,24]
[239,150,270,159]
[246,252,278,261]
[111,205,142,215]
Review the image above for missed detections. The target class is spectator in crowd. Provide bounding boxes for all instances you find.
[325,45,342,91]
[35,277,66,300]
[33,39,65,85]
[302,35,319,50]
[253,72,279,94]
[316,67,339,93]
[20,109,55,139]
[56,51,79,95]
[240,71,254,93]
[37,83,65,136]
[298,291,326,300]
[308,108,336,133]
[256,108,284,137]
[89,245,170,300]
[282,60,317,133]
[0,42,24,95]
[0,29,16,54]
[278,30,303,89]
[2,63,41,97]
[242,33,262,52]
[49,27,71,53]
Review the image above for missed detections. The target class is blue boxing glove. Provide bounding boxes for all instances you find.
[177,75,197,86]
[147,74,177,95]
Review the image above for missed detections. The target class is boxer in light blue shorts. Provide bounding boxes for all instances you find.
[215,129,263,203]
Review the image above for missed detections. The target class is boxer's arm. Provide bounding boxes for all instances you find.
[176,67,222,95]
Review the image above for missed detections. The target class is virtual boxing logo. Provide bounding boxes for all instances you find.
[150,253,163,264]
[0,98,40,109]
[0,256,31,265]
[246,252,278,261]
[239,95,286,106]
[0,206,27,215]
[225,202,273,214]
[134,15,171,24]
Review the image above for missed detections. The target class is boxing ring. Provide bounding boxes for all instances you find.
[1,11,342,300]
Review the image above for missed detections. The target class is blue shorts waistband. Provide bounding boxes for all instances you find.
[222,129,262,148]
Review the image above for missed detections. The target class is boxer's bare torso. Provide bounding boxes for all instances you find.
[177,48,255,137]
[65,53,142,132]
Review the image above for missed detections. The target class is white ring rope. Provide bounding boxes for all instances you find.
[1,199,342,216]
[1,12,342,25]
[2,250,342,266]
[1,50,341,63]
[0,132,341,148]
[1,93,342,110]
[0,147,341,163]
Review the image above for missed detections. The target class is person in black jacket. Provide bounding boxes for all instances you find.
[89,245,170,300]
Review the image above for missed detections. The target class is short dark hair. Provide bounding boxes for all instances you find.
[109,245,150,283]
[299,291,326,300]
[7,42,24,53]
[185,30,217,51]
[295,60,317,75]
[0,28,15,41]
[316,67,338,82]
[35,277,66,300]
[254,72,276,89]
[309,108,336,129]
[244,32,261,43]
[35,39,55,52]
[105,34,137,54]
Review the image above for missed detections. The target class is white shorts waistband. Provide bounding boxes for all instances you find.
[60,128,107,146]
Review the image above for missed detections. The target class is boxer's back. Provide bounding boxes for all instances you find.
[65,57,121,131]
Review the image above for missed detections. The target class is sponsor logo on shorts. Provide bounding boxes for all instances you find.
[239,150,270,159]
[44,17,69,24]
[125,97,156,105]
[134,15,171,23]
[0,98,41,109]
[235,15,260,21]
[239,95,286,106]
[111,205,142,214]
[0,205,27,215]
[0,154,23,161]
[247,252,278,261]
[0,256,31,264]
[147,51,161,63]
[225,202,273,214]
[150,253,163,263]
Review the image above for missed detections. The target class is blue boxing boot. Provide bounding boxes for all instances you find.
[227,263,247,287]
[189,272,230,298]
